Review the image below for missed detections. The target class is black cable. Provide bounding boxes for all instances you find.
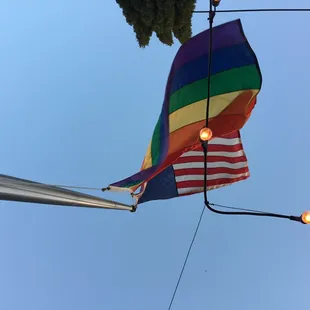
[193,8,310,13]
[202,0,216,206]
[210,202,267,214]
[206,202,291,219]
[167,205,205,310]
[207,202,303,222]
[199,3,303,224]
[205,5,215,127]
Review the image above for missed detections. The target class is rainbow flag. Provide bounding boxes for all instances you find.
[110,19,262,195]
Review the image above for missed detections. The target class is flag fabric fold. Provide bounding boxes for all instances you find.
[109,19,261,201]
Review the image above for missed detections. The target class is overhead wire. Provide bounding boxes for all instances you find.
[210,202,267,214]
[166,2,216,309]
[199,3,299,221]
[50,185,102,191]
[193,8,310,13]
[209,202,291,217]
[167,204,205,310]
[202,0,216,206]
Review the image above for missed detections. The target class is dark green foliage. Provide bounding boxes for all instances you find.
[155,0,175,46]
[115,0,197,47]
[133,20,153,48]
[173,0,196,44]
[116,0,139,25]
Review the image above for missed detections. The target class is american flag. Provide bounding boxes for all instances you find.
[136,130,249,204]
[172,130,250,196]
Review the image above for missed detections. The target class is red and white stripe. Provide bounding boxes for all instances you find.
[172,131,249,196]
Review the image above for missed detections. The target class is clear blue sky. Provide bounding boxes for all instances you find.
[0,0,309,309]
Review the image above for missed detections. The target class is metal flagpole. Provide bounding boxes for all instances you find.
[0,174,134,211]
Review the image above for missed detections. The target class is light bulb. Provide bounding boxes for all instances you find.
[301,211,310,224]
[212,0,221,7]
[199,127,213,141]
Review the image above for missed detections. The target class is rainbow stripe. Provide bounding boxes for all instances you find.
[110,19,262,193]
